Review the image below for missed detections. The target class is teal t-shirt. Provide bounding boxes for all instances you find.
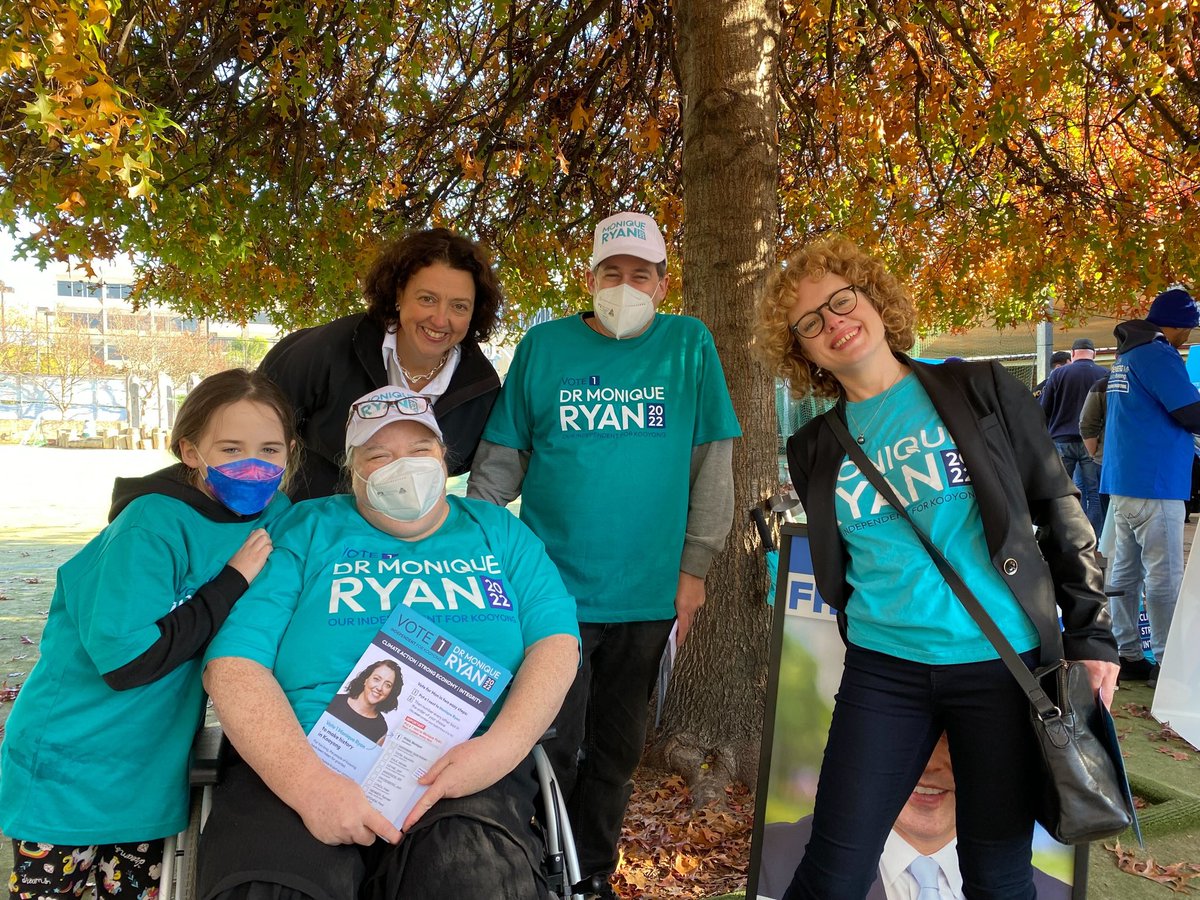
[481,313,741,622]
[205,495,579,732]
[837,374,1040,664]
[0,491,290,845]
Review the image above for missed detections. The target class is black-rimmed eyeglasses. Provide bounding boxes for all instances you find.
[350,395,432,421]
[790,286,859,340]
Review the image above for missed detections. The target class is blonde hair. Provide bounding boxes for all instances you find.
[752,236,916,399]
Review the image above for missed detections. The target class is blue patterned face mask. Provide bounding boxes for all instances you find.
[200,455,284,515]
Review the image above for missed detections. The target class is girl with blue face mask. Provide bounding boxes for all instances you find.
[0,369,297,900]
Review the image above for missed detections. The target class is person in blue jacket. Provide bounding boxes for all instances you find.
[0,368,295,900]
[1102,285,1200,687]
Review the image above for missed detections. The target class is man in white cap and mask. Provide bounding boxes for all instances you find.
[468,211,741,897]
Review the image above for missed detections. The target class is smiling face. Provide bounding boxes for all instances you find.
[394,261,476,367]
[894,733,957,855]
[178,399,288,492]
[362,665,396,706]
[788,272,893,382]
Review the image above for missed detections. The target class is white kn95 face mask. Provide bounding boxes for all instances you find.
[593,283,656,339]
[356,456,445,521]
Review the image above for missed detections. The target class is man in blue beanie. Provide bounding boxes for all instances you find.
[1102,286,1200,687]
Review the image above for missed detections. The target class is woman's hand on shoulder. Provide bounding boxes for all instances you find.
[228,528,273,584]
[297,767,402,846]
[402,731,522,832]
[1076,658,1120,709]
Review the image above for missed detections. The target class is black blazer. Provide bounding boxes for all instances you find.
[260,313,500,500]
[786,356,1118,667]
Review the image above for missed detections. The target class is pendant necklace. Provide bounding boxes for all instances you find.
[398,350,450,386]
[848,370,905,445]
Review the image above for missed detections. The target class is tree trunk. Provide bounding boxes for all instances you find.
[651,0,781,804]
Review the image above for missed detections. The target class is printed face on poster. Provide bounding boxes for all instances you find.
[747,524,1085,900]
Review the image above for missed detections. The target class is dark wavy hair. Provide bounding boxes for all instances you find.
[170,368,300,492]
[343,659,403,713]
[362,228,503,344]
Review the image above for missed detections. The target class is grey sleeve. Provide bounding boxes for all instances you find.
[680,438,735,578]
[465,439,528,505]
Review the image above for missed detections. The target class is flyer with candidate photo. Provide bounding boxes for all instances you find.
[307,604,513,828]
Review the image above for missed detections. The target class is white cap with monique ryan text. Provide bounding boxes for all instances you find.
[345,386,443,452]
[590,212,667,269]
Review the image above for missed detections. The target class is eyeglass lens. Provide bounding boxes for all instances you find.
[796,288,857,338]
[355,397,430,418]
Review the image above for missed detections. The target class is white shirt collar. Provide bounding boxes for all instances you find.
[382,329,460,402]
[879,831,963,900]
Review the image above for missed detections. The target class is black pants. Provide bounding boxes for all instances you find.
[783,644,1042,900]
[543,619,674,879]
[198,757,549,900]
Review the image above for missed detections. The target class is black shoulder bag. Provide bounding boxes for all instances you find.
[823,408,1137,845]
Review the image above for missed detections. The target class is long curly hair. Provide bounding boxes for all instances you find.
[752,236,916,399]
[343,659,403,714]
[362,228,503,344]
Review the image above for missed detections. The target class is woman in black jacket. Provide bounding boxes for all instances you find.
[260,228,503,499]
[753,236,1119,900]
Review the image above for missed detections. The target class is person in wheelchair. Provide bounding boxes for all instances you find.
[198,386,580,900]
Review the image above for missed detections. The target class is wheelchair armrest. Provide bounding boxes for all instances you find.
[189,724,228,787]
[537,726,558,744]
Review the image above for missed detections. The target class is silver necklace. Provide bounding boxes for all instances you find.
[398,350,450,386]
[848,371,905,445]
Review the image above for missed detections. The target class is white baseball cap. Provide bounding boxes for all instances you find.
[590,212,667,269]
[345,386,442,452]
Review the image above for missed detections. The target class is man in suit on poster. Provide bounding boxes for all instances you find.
[755,734,1071,900]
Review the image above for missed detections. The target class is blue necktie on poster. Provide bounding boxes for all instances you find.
[908,855,942,900]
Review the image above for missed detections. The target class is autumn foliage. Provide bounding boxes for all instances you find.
[3,0,1198,331]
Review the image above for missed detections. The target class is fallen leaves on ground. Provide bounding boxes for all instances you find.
[1155,746,1192,761]
[1120,702,1156,720]
[0,681,22,702]
[1106,841,1200,893]
[614,769,752,899]
[1149,725,1184,743]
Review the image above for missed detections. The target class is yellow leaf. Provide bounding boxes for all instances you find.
[570,98,593,132]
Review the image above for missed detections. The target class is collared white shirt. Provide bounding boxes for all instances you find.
[382,329,460,402]
[878,831,963,900]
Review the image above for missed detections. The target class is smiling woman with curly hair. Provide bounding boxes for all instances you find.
[751,235,1118,900]
[753,235,916,400]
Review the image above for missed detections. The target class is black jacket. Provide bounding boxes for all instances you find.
[260,313,500,500]
[787,357,1118,667]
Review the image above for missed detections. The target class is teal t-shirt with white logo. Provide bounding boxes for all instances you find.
[0,491,290,845]
[206,494,579,732]
[837,374,1040,664]
[481,313,741,622]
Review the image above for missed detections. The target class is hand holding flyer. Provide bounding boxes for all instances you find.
[307,604,513,829]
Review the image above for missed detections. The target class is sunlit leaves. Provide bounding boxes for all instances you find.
[3,0,1199,333]
[776,0,1200,331]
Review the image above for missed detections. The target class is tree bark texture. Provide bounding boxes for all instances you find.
[653,0,781,802]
